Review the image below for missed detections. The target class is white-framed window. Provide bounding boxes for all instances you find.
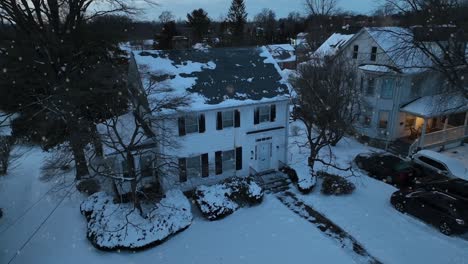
[186,156,202,178]
[379,111,390,129]
[353,45,359,59]
[381,78,394,99]
[366,78,375,96]
[222,150,236,172]
[259,105,270,123]
[222,110,234,128]
[185,115,199,134]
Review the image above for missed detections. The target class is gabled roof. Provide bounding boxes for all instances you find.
[132,47,290,113]
[314,33,354,57]
[340,27,435,74]
[400,92,468,118]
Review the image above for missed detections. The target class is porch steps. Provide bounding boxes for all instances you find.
[256,172,292,194]
[387,139,411,157]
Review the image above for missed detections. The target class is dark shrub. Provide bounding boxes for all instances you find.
[320,172,355,195]
[76,178,101,195]
[280,166,298,183]
[224,177,263,206]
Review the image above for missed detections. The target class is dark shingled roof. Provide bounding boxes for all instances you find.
[133,46,289,109]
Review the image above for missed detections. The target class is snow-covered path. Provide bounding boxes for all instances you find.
[0,146,358,264]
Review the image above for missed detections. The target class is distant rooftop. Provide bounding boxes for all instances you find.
[314,33,354,57]
[132,46,290,113]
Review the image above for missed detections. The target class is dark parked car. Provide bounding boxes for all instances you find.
[391,189,468,235]
[419,178,468,201]
[355,152,421,186]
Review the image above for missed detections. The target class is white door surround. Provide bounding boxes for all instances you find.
[256,137,272,172]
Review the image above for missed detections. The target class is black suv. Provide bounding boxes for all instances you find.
[391,189,468,235]
[419,178,468,201]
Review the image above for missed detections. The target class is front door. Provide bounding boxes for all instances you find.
[257,142,271,172]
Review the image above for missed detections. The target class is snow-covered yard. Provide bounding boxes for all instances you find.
[288,121,468,264]
[1,145,357,264]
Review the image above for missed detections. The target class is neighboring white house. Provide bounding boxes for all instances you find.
[120,46,291,191]
[323,27,468,153]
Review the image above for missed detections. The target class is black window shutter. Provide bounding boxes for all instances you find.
[254,108,260,125]
[178,158,187,182]
[215,151,222,175]
[198,114,206,133]
[235,147,242,170]
[178,117,186,136]
[270,104,276,122]
[234,110,240,128]
[216,112,223,130]
[201,153,209,177]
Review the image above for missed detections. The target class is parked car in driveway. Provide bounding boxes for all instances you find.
[354,152,421,187]
[419,178,468,201]
[391,189,468,235]
[412,150,468,180]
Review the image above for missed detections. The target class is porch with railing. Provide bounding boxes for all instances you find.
[408,125,468,155]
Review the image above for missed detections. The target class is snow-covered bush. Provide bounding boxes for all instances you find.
[194,177,263,221]
[320,172,355,196]
[280,166,315,194]
[80,189,192,250]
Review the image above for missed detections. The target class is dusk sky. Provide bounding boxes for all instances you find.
[141,0,381,21]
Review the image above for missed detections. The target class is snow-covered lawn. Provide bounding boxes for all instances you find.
[289,121,468,264]
[1,145,356,264]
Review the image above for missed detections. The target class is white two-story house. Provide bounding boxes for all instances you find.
[319,27,468,154]
[125,46,291,191]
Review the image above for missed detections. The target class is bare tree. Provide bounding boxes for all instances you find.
[304,0,339,16]
[159,10,175,24]
[0,0,155,180]
[382,0,468,98]
[253,8,277,44]
[291,55,361,173]
[89,73,190,213]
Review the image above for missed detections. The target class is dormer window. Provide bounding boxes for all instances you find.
[370,47,377,61]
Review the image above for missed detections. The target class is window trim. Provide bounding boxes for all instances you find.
[184,115,199,134]
[259,105,271,123]
[222,110,234,128]
[380,78,394,99]
[366,78,376,96]
[186,155,202,178]
[353,45,359,59]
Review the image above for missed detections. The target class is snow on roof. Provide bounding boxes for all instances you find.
[314,33,354,57]
[416,150,468,179]
[132,47,290,113]
[266,44,296,63]
[364,27,434,74]
[358,64,398,73]
[400,92,468,118]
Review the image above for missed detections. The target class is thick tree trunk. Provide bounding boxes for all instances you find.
[70,128,89,180]
[91,125,104,158]
[127,152,142,214]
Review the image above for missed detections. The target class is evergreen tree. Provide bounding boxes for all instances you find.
[187,9,211,42]
[226,0,248,45]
